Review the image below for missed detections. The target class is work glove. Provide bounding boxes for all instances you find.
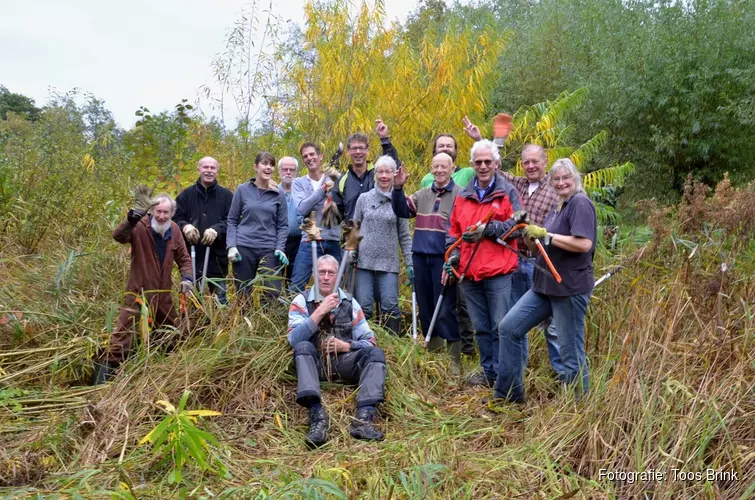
[524,224,551,244]
[342,220,363,251]
[406,265,414,281]
[275,250,289,266]
[201,227,217,245]
[511,211,529,224]
[183,224,200,244]
[350,249,359,267]
[228,247,242,263]
[484,218,518,240]
[442,254,460,275]
[180,280,193,294]
[133,185,158,216]
[462,223,487,243]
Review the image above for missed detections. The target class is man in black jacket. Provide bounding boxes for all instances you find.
[173,156,234,303]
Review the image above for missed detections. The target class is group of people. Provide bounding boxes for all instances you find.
[92,116,597,449]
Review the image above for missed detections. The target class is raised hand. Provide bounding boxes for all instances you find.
[375,118,389,138]
[462,116,482,141]
[393,164,408,189]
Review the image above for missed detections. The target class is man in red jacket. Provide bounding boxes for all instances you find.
[444,140,523,387]
[93,186,193,384]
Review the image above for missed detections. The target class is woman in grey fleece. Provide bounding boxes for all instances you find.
[353,155,412,336]
[226,151,289,299]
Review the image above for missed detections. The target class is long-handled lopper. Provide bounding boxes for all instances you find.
[190,245,197,289]
[411,275,418,340]
[300,211,324,303]
[200,246,211,294]
[424,209,497,348]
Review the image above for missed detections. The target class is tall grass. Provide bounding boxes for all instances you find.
[1,178,753,498]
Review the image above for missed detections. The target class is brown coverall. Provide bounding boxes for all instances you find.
[102,215,193,362]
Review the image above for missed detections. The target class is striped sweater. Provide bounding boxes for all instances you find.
[287,288,376,348]
[391,180,462,255]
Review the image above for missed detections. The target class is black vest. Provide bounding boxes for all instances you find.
[305,290,354,347]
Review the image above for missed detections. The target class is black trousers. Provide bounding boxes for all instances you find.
[232,246,282,299]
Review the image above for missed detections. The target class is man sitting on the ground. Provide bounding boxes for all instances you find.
[287,254,386,447]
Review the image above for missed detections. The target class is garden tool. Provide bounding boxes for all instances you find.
[321,142,344,229]
[336,219,362,293]
[493,113,513,147]
[200,246,210,294]
[334,251,350,291]
[190,246,197,288]
[301,211,323,302]
[594,266,622,288]
[444,208,497,283]
[411,276,418,340]
[426,213,495,347]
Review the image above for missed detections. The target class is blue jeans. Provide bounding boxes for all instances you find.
[288,239,343,293]
[461,275,512,382]
[496,290,591,402]
[355,269,400,319]
[510,256,564,375]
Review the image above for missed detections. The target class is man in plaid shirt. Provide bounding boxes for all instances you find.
[464,120,564,376]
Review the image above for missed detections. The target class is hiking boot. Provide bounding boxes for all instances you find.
[349,407,384,441]
[466,370,495,388]
[91,361,119,385]
[305,406,329,448]
[385,316,402,337]
[460,338,476,356]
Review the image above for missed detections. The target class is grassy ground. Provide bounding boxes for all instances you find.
[1,181,753,498]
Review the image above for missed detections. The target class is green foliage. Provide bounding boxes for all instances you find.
[415,0,755,201]
[124,99,198,193]
[0,91,131,252]
[0,85,40,121]
[137,390,226,485]
[494,89,635,226]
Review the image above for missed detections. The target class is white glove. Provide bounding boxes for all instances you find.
[321,177,334,193]
[201,227,218,245]
[228,247,241,263]
[183,224,200,244]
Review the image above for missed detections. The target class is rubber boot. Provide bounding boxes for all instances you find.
[426,335,445,352]
[448,340,463,377]
[91,360,119,385]
[350,407,384,441]
[385,315,401,337]
[306,406,329,448]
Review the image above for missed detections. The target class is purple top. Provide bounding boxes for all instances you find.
[533,192,597,296]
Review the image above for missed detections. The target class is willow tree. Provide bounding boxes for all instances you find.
[280,0,509,181]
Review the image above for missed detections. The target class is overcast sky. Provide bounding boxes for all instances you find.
[0,0,416,129]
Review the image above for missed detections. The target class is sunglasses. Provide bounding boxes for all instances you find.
[473,159,495,167]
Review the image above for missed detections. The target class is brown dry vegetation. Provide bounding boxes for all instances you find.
[1,178,753,498]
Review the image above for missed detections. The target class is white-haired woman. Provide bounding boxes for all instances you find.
[496,158,597,402]
[352,155,412,335]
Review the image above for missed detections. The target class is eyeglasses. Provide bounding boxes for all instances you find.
[349,146,368,152]
[473,159,494,167]
[317,270,337,277]
[551,174,574,183]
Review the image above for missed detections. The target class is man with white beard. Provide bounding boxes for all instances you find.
[92,187,193,384]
